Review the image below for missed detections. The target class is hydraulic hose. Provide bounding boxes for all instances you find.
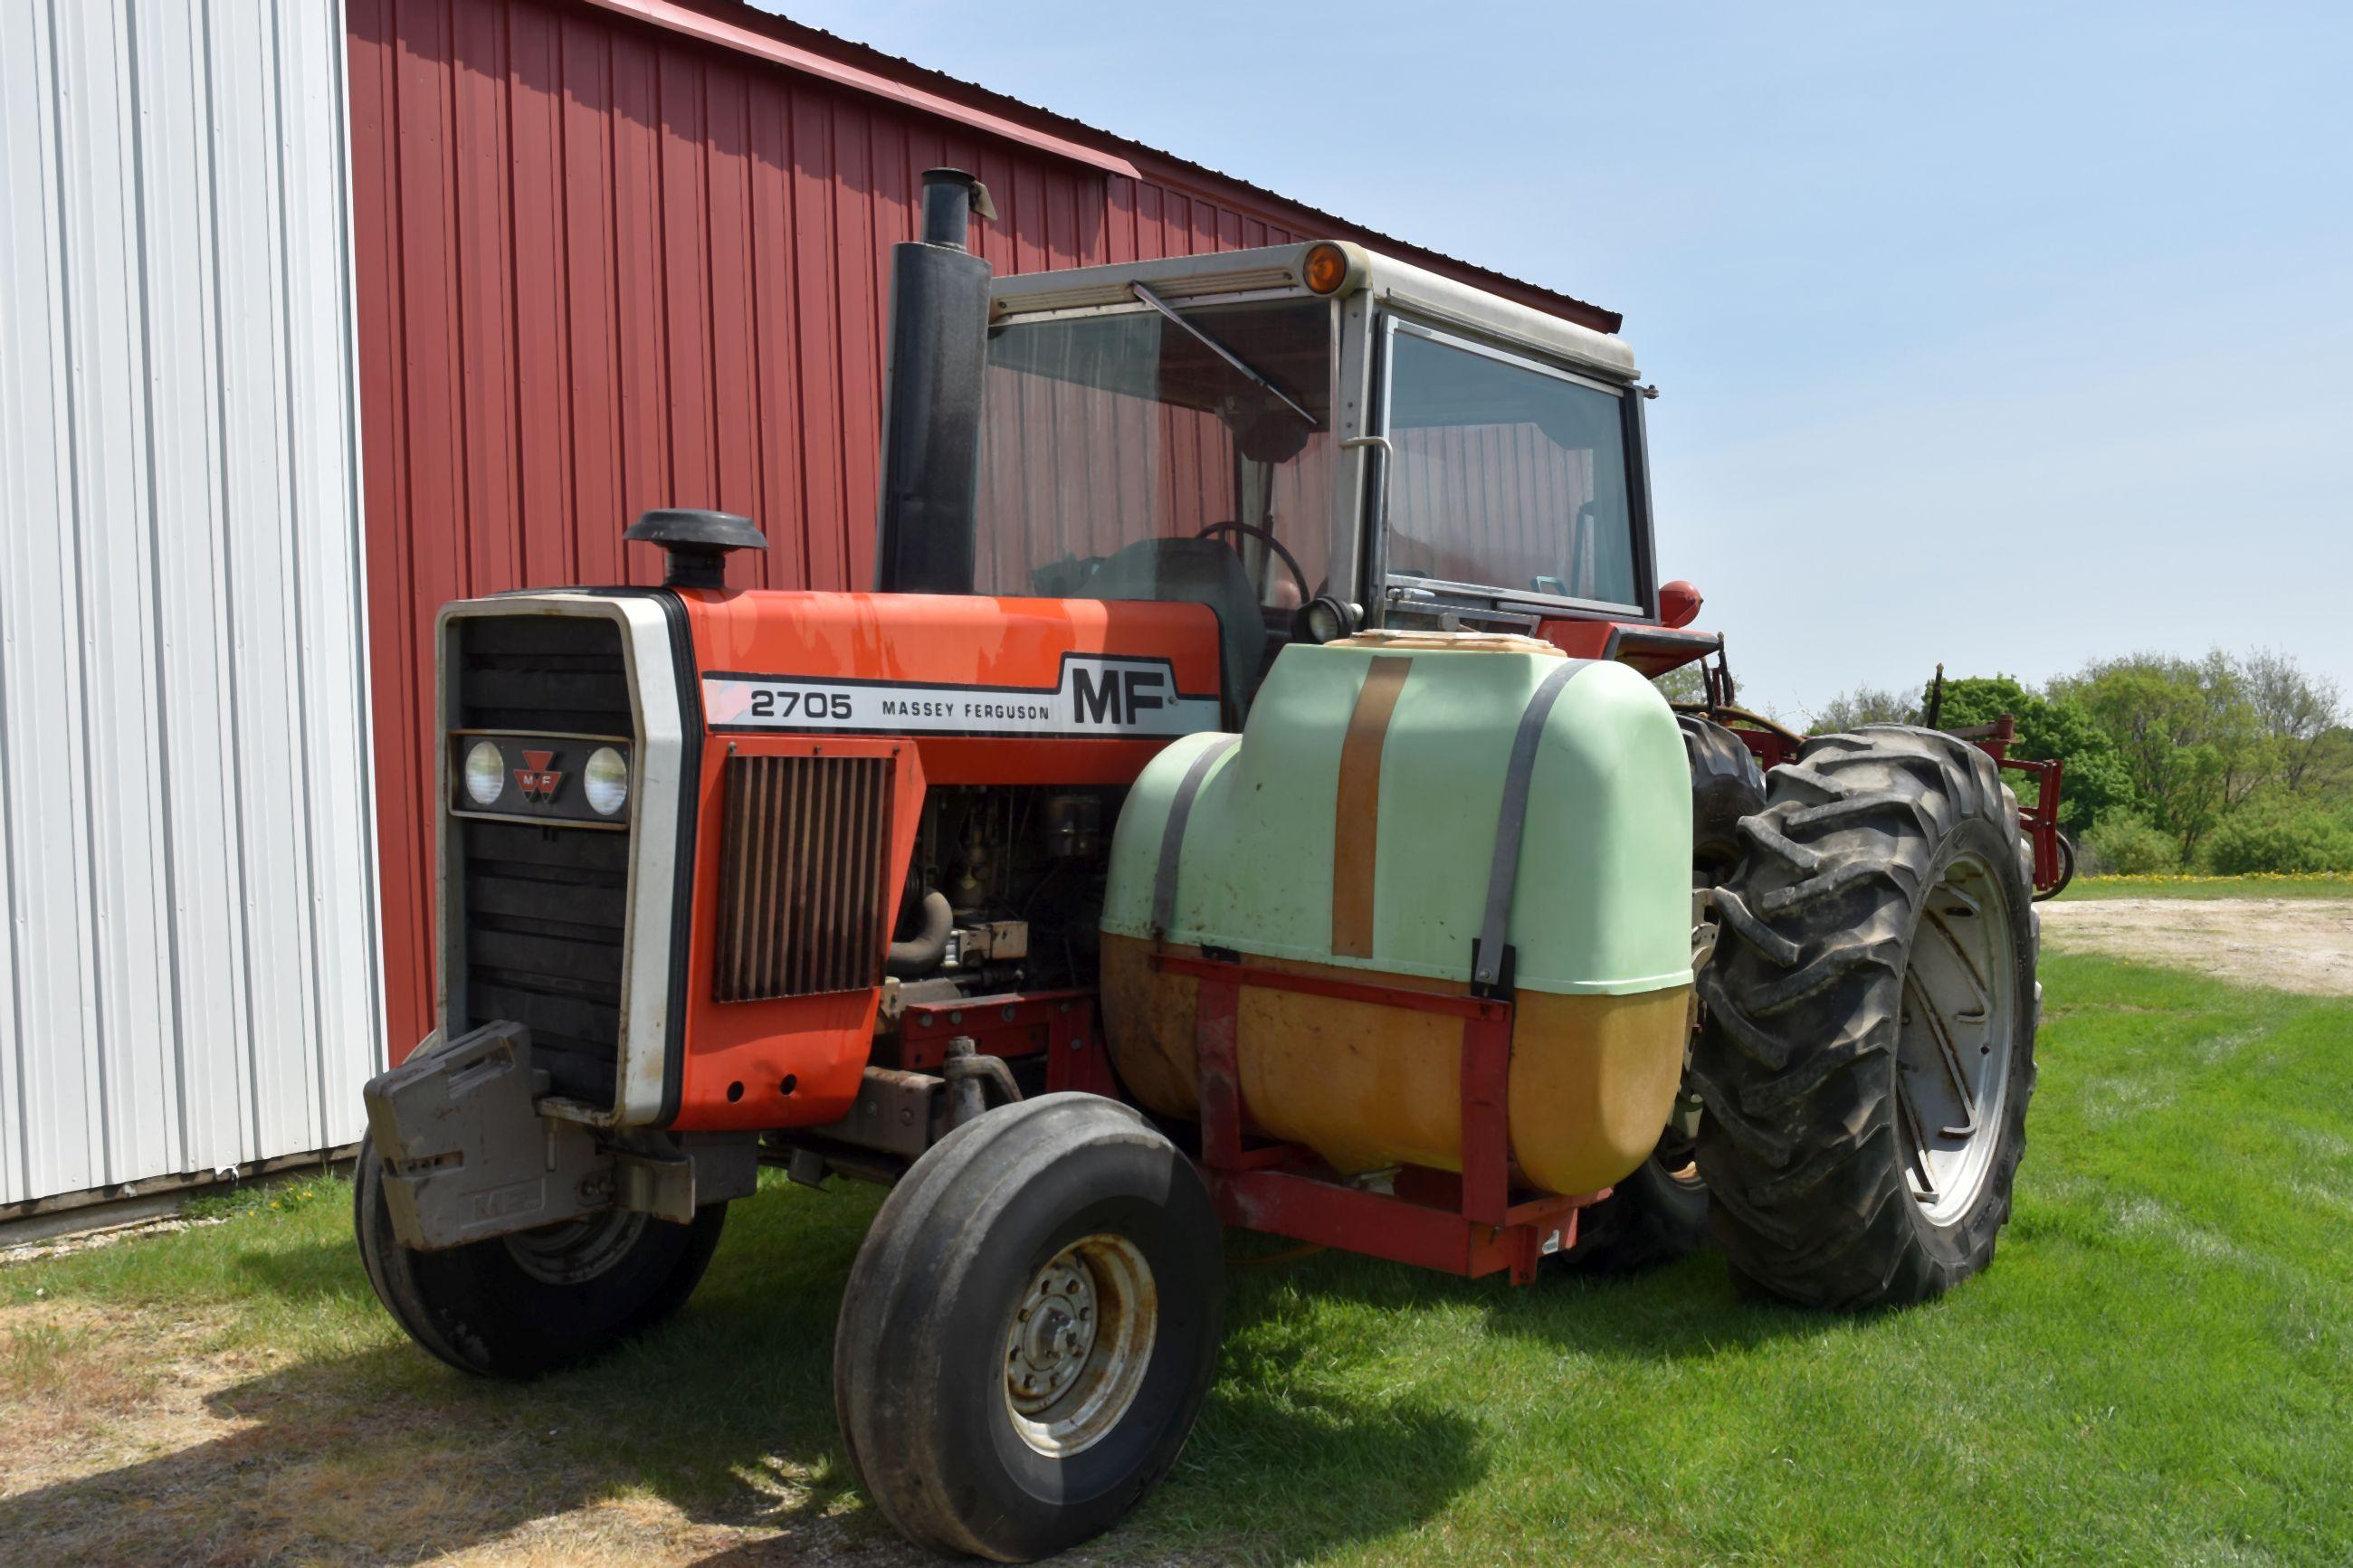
[886,889,956,977]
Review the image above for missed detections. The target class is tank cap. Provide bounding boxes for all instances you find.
[624,508,767,589]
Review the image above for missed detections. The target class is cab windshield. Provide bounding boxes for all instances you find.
[975,299,1336,686]
[1382,321,1640,612]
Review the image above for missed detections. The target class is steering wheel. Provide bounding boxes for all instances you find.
[1196,520,1313,606]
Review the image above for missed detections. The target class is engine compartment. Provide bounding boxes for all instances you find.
[872,783,1122,1073]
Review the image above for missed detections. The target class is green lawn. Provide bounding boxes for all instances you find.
[5,952,2350,1563]
[2060,873,2353,901]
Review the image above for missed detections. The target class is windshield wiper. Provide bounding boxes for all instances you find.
[1129,282,1318,428]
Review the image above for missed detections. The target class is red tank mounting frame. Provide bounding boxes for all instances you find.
[1146,950,1608,1286]
[890,960,1611,1284]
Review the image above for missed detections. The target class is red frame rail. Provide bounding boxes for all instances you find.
[1999,755,2067,891]
[1150,951,1605,1284]
[1967,716,2070,895]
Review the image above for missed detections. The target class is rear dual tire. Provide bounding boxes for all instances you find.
[1557,1147,1710,1273]
[1561,714,1761,1274]
[1691,725,2038,1309]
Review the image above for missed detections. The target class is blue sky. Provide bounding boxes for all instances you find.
[763,1,2351,717]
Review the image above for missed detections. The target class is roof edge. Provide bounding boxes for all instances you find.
[599,0,1624,336]
[577,0,1143,177]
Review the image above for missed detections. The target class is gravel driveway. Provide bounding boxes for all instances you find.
[2038,898,2353,994]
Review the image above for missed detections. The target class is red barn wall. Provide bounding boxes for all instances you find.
[347,0,1617,1054]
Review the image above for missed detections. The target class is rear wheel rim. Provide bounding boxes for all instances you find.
[1003,1233,1157,1459]
[1897,850,2017,1226]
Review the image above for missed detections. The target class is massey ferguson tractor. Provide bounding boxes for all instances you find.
[356,170,2043,1561]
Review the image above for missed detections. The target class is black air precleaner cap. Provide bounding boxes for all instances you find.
[625,508,767,589]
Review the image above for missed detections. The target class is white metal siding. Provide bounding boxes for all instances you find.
[0,0,379,1208]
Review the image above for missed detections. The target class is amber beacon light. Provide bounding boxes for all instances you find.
[1302,242,1349,294]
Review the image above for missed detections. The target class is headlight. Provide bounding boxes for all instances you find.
[463,741,506,805]
[584,746,629,816]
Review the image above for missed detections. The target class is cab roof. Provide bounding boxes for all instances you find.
[988,241,1639,385]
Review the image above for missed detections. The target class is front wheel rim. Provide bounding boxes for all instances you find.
[1003,1233,1157,1459]
[501,1208,648,1284]
[1897,850,2017,1226]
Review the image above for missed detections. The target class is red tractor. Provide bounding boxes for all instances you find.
[357,171,2044,1560]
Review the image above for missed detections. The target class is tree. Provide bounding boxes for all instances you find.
[1925,674,2137,835]
[2242,648,2346,794]
[1810,685,1920,730]
[2197,650,2272,815]
[1652,663,1707,705]
[2052,652,2269,860]
[1717,650,2345,865]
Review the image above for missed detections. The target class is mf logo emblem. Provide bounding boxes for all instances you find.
[514,749,564,805]
[1071,664,1167,727]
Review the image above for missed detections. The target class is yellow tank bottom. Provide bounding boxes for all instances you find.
[1099,935,1690,1197]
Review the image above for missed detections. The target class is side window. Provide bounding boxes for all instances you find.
[1382,324,1638,609]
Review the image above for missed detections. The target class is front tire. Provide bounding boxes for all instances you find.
[834,1093,1224,1562]
[353,1132,727,1379]
[1691,726,2038,1309]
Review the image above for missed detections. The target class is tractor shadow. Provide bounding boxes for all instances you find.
[0,1182,1490,1565]
[1223,1233,1841,1367]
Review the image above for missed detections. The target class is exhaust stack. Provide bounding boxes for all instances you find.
[873,168,996,595]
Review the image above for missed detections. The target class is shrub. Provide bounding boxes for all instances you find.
[2081,813,2179,876]
[2200,806,2353,875]
[1929,674,2141,835]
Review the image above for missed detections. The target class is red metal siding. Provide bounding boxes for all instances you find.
[346,0,1610,1053]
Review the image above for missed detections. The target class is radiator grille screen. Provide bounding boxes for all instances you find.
[455,615,632,734]
[458,816,627,1105]
[451,614,632,1107]
[716,755,894,1003]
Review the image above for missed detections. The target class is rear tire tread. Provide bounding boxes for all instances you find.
[1693,724,2039,1311]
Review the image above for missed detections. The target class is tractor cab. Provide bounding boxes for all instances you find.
[976,240,1722,710]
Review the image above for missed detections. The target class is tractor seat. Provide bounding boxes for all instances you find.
[1070,537,1263,721]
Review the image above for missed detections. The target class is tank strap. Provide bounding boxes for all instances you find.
[1472,658,1597,994]
[1151,734,1243,938]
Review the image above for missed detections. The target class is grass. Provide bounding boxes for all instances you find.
[5,952,2351,1563]
[2060,872,2353,901]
